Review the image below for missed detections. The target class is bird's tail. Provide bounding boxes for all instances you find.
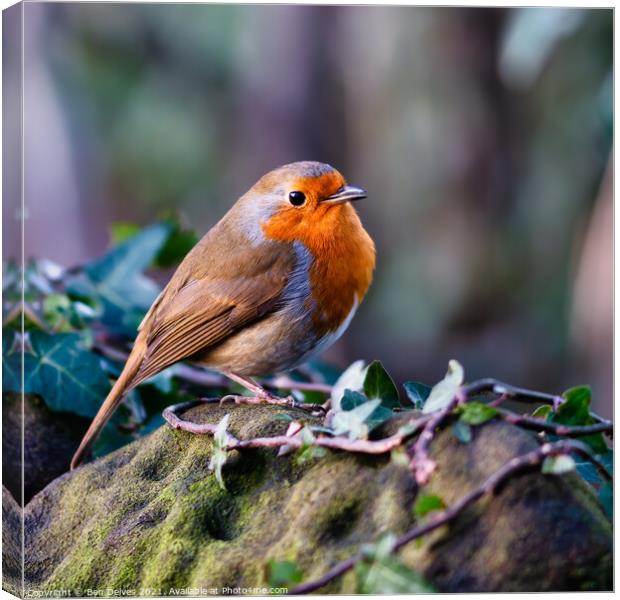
[70,338,146,470]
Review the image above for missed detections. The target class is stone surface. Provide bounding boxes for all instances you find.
[3,485,22,597]
[3,393,90,503]
[13,402,612,595]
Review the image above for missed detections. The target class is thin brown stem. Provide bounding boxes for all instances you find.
[162,399,430,455]
[496,408,613,438]
[290,439,610,594]
[408,390,465,485]
[463,378,611,426]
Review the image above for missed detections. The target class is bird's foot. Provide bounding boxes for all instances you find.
[220,392,325,415]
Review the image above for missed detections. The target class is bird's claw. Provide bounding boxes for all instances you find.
[218,392,325,415]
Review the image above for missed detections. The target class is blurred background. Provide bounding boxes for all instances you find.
[11,4,612,416]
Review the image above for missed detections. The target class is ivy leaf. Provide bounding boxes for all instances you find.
[356,555,436,594]
[574,449,613,488]
[555,386,592,423]
[422,359,464,414]
[574,460,602,486]
[542,455,576,475]
[459,402,497,425]
[361,533,398,561]
[267,560,303,588]
[340,390,393,432]
[209,414,230,490]
[331,360,366,412]
[42,293,72,328]
[2,330,21,393]
[413,494,445,518]
[340,389,371,411]
[532,405,553,418]
[452,419,472,443]
[109,222,142,244]
[403,381,432,410]
[332,399,381,440]
[5,330,111,418]
[598,482,612,519]
[295,427,328,464]
[551,386,608,454]
[363,360,400,408]
[155,215,199,267]
[66,223,171,337]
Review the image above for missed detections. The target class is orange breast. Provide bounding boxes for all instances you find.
[262,203,375,336]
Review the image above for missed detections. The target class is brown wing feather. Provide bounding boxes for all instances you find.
[72,198,297,469]
[131,243,294,386]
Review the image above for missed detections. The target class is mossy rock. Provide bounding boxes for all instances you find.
[16,402,611,595]
[3,392,90,503]
[3,485,22,597]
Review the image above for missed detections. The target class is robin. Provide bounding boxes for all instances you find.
[71,161,375,469]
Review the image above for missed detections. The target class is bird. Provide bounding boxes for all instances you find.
[71,161,375,469]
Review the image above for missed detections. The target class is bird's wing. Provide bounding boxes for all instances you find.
[131,241,295,386]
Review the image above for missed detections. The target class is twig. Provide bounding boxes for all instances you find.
[162,399,223,435]
[289,439,610,594]
[408,390,466,485]
[496,408,613,438]
[219,393,326,415]
[162,399,431,455]
[464,378,611,426]
[407,378,612,485]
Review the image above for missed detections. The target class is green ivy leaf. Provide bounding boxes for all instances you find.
[575,449,613,488]
[551,386,608,454]
[42,293,72,328]
[532,404,553,418]
[574,460,601,485]
[422,359,464,414]
[356,555,436,594]
[331,360,366,411]
[598,482,612,519]
[556,386,592,423]
[413,494,445,518]
[67,223,171,337]
[5,330,111,418]
[361,533,397,561]
[332,398,382,440]
[109,222,142,244]
[340,389,370,411]
[2,330,21,393]
[363,360,400,408]
[452,419,472,443]
[267,560,303,588]
[459,402,498,425]
[295,427,328,464]
[340,390,394,432]
[542,455,576,475]
[155,215,199,267]
[403,381,432,410]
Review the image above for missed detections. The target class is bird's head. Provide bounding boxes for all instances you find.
[238,161,368,246]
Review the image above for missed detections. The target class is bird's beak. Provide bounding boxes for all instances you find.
[322,185,368,205]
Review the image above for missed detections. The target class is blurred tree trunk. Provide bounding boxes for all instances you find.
[570,156,612,418]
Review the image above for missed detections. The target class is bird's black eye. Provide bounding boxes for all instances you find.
[289,191,306,207]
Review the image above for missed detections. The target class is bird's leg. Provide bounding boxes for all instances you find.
[221,372,324,414]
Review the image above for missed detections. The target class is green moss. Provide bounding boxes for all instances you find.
[20,405,612,594]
